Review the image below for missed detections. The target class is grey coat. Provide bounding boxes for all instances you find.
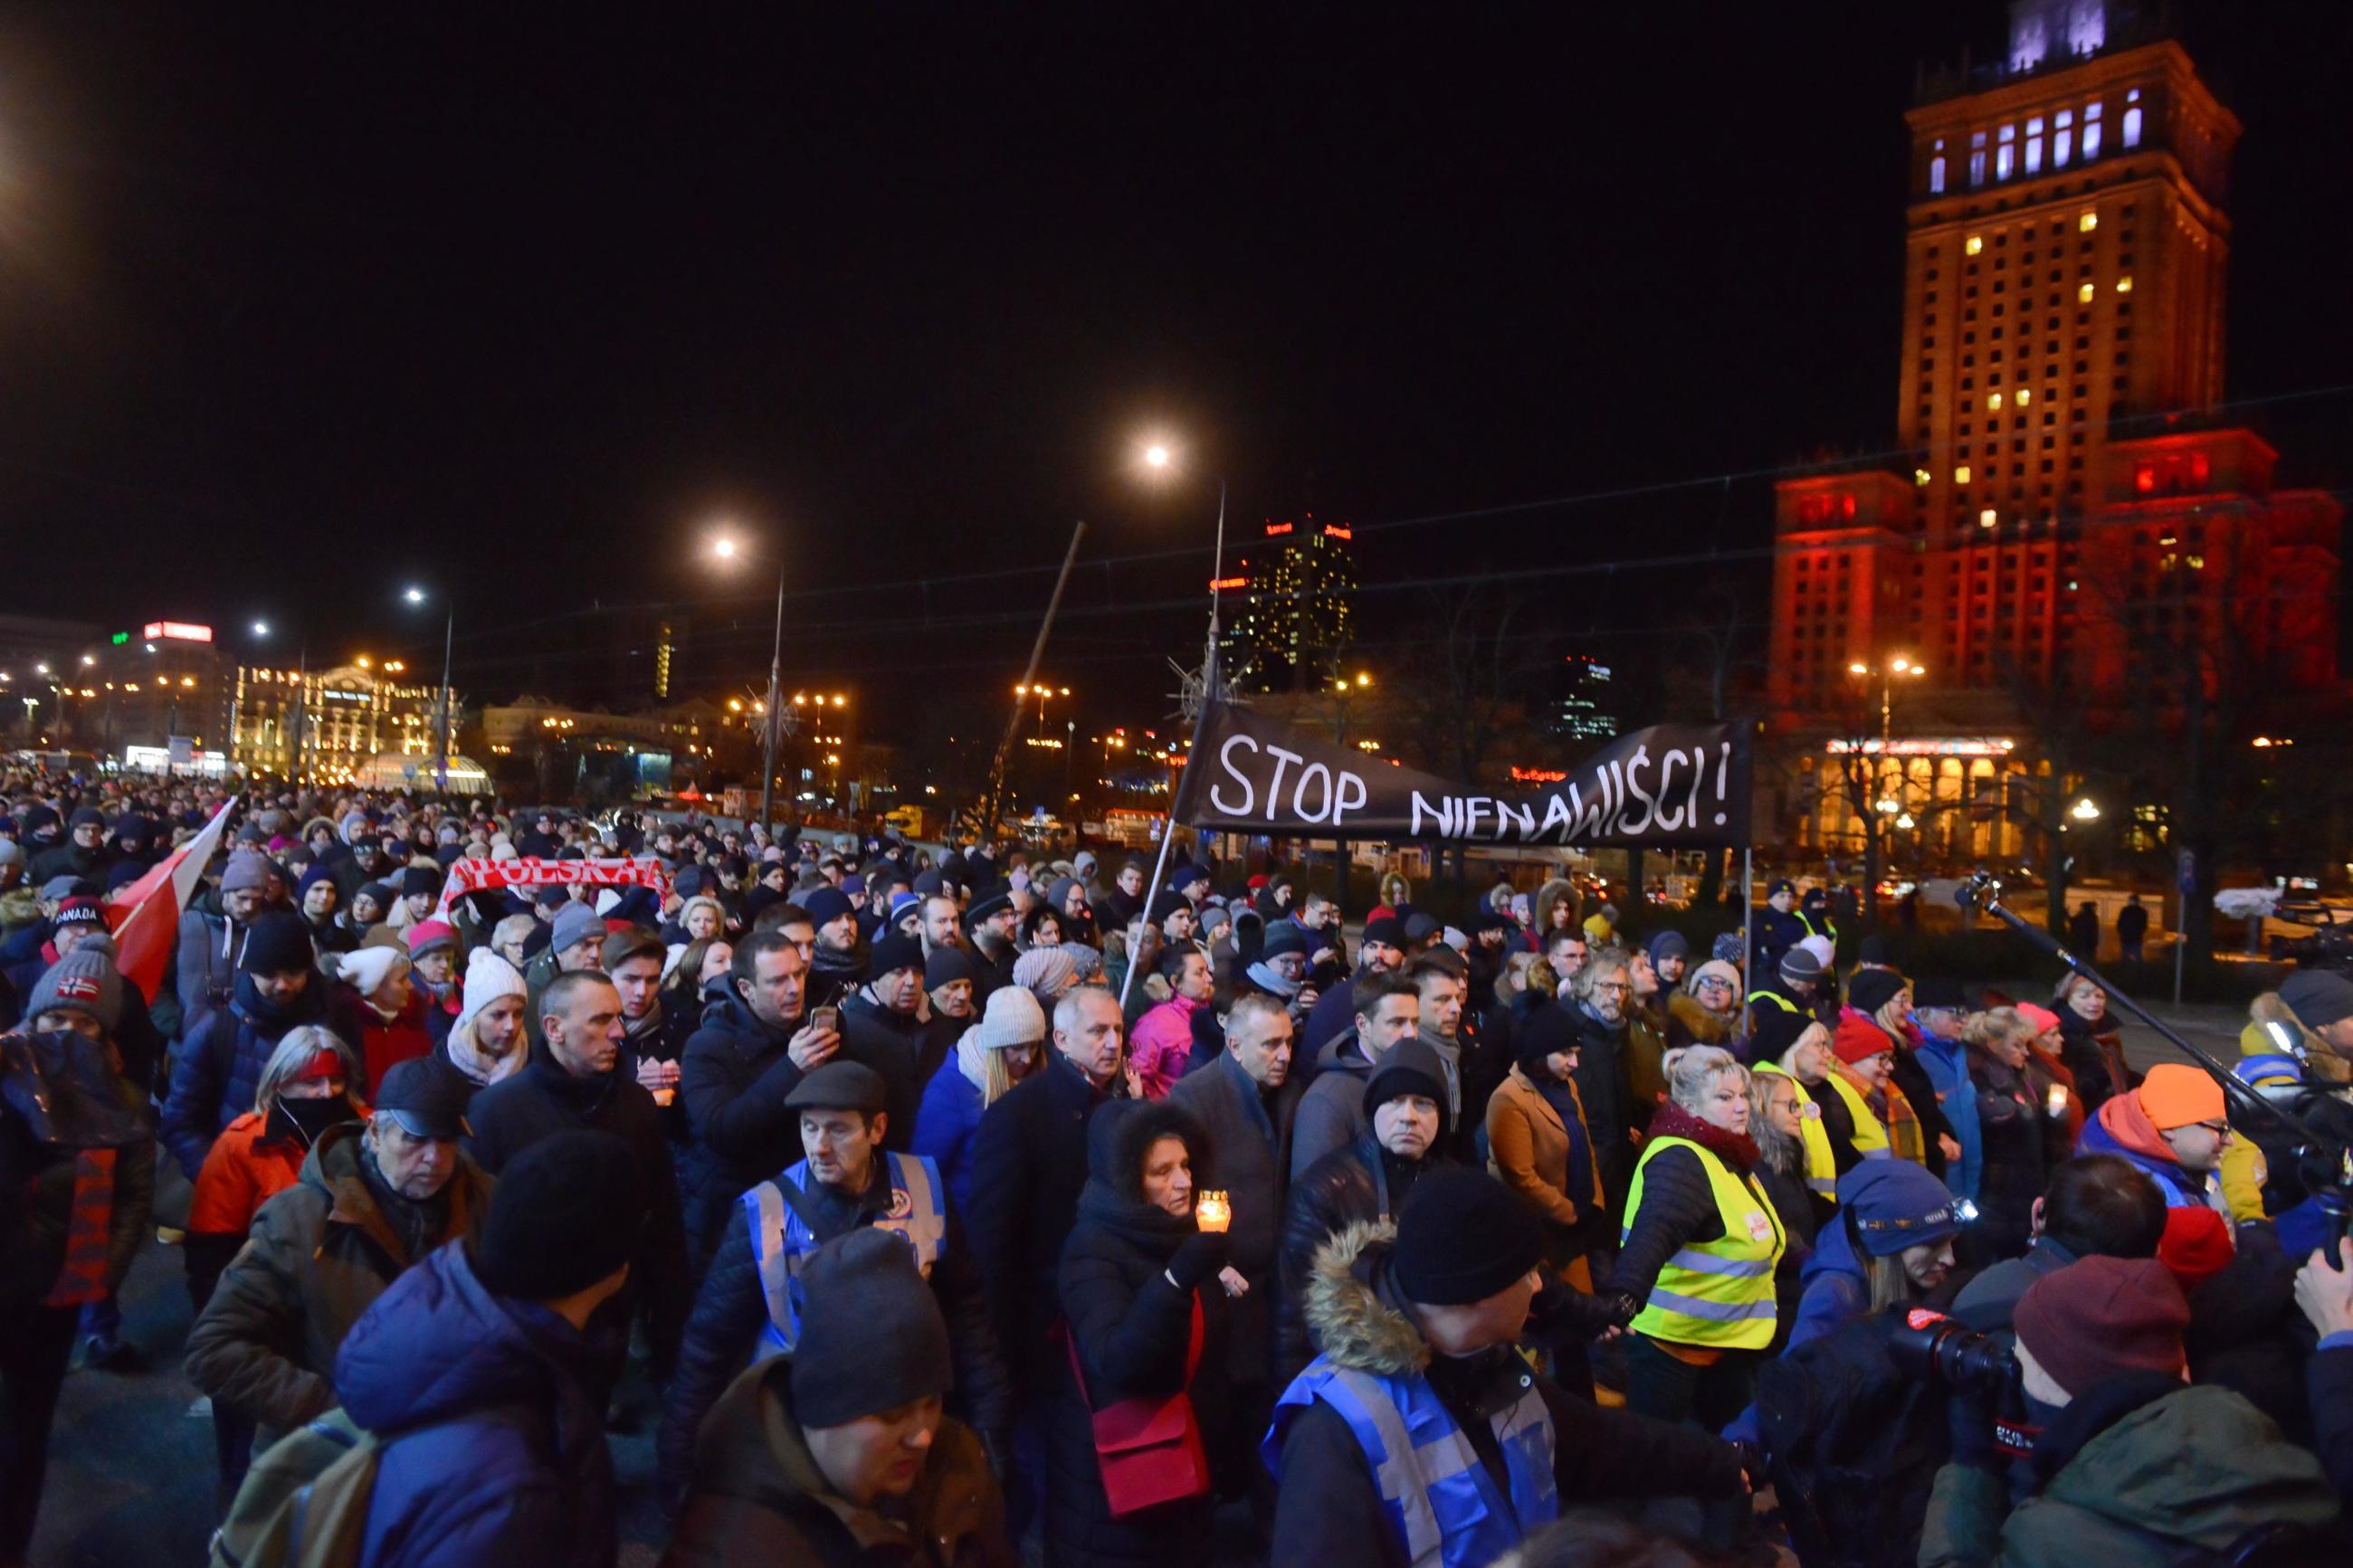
[1165,1048,1300,1383]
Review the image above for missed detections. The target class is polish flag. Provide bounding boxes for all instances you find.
[104,801,234,1004]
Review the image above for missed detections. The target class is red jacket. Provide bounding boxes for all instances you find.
[342,985,434,1099]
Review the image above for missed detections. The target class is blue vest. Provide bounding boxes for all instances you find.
[743,1150,947,1354]
[1263,1357,1557,1568]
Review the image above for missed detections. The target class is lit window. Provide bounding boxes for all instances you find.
[2077,281,2095,303]
[1929,155,1945,194]
[1965,234,1984,255]
[1979,508,1998,527]
[1987,392,2004,411]
[1914,468,1932,486]
[2054,110,2074,166]
[2025,117,2044,175]
[2124,89,2142,149]
[1996,123,2015,181]
[2084,102,2103,160]
[2016,387,2032,406]
[1969,130,1986,187]
[2115,274,2132,294]
[2079,210,2097,233]
[1955,465,1972,484]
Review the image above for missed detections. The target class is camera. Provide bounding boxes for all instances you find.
[1885,1309,2015,1395]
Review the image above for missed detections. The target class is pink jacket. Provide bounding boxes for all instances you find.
[1129,993,1205,1101]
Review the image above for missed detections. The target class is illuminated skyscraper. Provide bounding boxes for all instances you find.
[1221,516,1358,694]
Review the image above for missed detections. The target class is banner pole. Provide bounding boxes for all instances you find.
[1739,848,1754,1000]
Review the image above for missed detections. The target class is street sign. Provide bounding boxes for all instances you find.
[2176,848,2196,896]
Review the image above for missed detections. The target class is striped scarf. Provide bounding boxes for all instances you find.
[43,1147,118,1307]
[1837,1060,1925,1164]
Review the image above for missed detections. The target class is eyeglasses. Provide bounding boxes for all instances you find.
[1592,980,1631,995]
[2190,1120,2231,1136]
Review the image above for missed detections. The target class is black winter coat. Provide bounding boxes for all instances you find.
[678,994,809,1261]
[1566,1004,1637,1209]
[1164,1048,1299,1384]
[1967,1050,2064,1259]
[836,990,955,1153]
[463,1048,691,1373]
[1273,1134,1441,1387]
[1048,1119,1230,1568]
[964,1053,1119,1394]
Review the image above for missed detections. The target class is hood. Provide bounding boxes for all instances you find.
[1301,1219,1430,1378]
[1314,1030,1372,1076]
[333,1239,594,1432]
[1533,878,1577,931]
[2037,1383,2338,1544]
[2086,1090,2178,1167]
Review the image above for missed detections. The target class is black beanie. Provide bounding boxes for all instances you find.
[471,1129,644,1301]
[868,931,924,980]
[241,911,316,976]
[1392,1167,1544,1307]
[400,866,442,899]
[791,1229,953,1427]
[1845,966,1909,1017]
[1363,1037,1451,1131]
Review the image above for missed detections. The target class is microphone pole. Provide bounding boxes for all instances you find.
[1960,870,2350,1262]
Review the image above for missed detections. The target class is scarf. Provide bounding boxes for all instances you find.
[1836,1060,1924,1163]
[1531,1070,1600,1211]
[1243,961,1301,999]
[443,1017,527,1089]
[43,1148,118,1307]
[1647,1097,1764,1173]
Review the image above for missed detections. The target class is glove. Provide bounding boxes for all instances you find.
[1167,1231,1232,1292]
[1529,1282,1637,1344]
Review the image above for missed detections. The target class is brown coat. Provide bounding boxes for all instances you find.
[1485,1065,1605,1231]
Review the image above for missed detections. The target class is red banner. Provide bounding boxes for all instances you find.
[433,856,670,917]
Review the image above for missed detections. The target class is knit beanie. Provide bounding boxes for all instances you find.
[471,1129,644,1302]
[790,1229,954,1427]
[1779,946,1824,988]
[457,947,529,1032]
[550,903,604,956]
[2156,1205,2236,1289]
[241,911,316,975]
[2013,1256,2189,1398]
[220,851,274,894]
[356,880,394,912]
[1364,1037,1451,1130]
[801,886,856,929]
[2136,1062,2225,1132]
[2015,1002,2062,1037]
[1362,916,1409,950]
[924,946,976,990]
[1796,935,1835,971]
[405,919,461,963]
[398,866,442,899]
[1833,1008,1895,1065]
[1260,921,1309,961]
[25,946,124,1033]
[1835,1157,1966,1257]
[1393,1168,1543,1307]
[338,945,406,1000]
[52,898,107,934]
[294,862,339,904]
[1844,967,1909,1018]
[1013,946,1079,1002]
[969,984,1046,1050]
[868,932,925,981]
[2279,969,2353,1034]
[1646,929,1691,967]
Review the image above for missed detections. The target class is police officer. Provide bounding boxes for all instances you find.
[656,1060,1009,1506]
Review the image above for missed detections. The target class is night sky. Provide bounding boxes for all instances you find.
[2,3,2348,736]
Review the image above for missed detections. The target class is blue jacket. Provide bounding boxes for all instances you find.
[2075,1112,2213,1208]
[910,1058,986,1214]
[336,1241,616,1568]
[1785,1207,1868,1356]
[1911,1027,1982,1202]
[160,972,337,1180]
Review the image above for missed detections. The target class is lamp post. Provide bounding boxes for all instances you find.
[713,532,787,835]
[405,587,456,794]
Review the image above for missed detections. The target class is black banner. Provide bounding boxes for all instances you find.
[1174,701,1750,848]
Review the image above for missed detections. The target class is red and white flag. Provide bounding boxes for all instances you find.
[104,801,233,1004]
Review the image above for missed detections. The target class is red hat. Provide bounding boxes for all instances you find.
[1834,1008,1896,1065]
[2015,1003,2062,1037]
[2014,1256,2189,1398]
[1246,874,1270,891]
[282,1045,346,1087]
[2157,1205,2235,1289]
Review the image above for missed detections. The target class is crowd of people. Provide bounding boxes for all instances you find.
[1,776,2349,1567]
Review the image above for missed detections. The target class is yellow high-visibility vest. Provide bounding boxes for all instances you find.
[1622,1136,1786,1350]
[1754,1062,1838,1201]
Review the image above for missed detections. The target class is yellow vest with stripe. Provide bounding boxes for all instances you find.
[1822,1069,1891,1157]
[1621,1136,1786,1350]
[1753,1062,1838,1202]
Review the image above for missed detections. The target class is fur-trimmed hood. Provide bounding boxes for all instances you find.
[1301,1218,1429,1377]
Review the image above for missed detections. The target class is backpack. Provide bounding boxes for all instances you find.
[209,1410,377,1568]
[1756,1308,1951,1568]
[211,1402,553,1568]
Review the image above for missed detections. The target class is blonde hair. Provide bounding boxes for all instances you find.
[1965,1005,2034,1054]
[254,1024,357,1111]
[1662,1044,1746,1114]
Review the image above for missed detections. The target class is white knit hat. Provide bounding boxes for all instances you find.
[337,945,407,999]
[968,984,1046,1050]
[456,946,529,1033]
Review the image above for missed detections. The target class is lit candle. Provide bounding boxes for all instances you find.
[1196,1191,1231,1233]
[2046,1084,2069,1117]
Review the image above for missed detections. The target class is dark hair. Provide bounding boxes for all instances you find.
[600,927,665,972]
[538,967,615,1024]
[1409,948,1467,985]
[2042,1154,2168,1260]
[753,899,812,934]
[1158,943,1206,982]
[1544,928,1586,958]
[730,928,802,990]
[1023,905,1062,944]
[1096,1100,1210,1204]
[1352,969,1419,1022]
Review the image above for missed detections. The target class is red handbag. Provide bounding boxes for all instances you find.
[1068,1295,1212,1517]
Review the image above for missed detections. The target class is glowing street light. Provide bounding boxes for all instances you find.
[252,621,272,637]
[2071,797,2101,822]
[1142,443,1171,470]
[711,527,787,831]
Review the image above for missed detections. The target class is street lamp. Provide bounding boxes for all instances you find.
[2071,797,2101,822]
[404,585,456,794]
[712,528,787,833]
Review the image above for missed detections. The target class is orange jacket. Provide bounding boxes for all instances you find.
[188,1111,310,1239]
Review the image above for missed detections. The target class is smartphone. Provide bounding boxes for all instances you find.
[813,1005,839,1034]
